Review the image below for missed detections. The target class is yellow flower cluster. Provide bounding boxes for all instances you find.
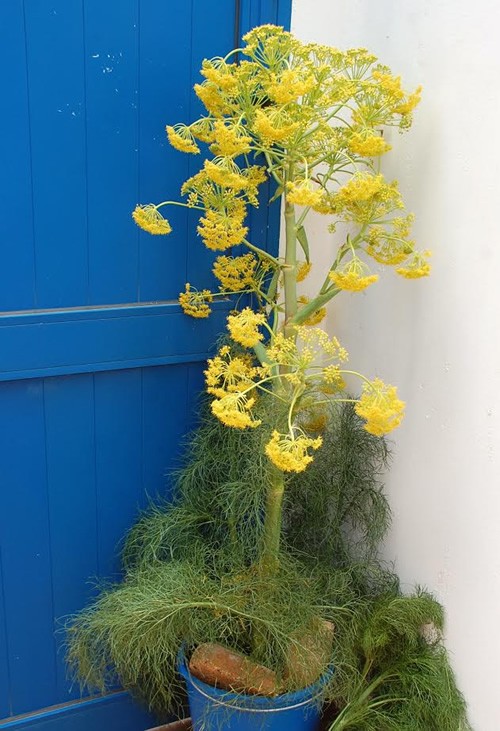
[372,71,406,101]
[332,174,403,223]
[194,82,229,117]
[132,205,172,235]
[348,131,391,157]
[197,209,248,251]
[296,326,348,361]
[296,262,312,282]
[396,251,432,279]
[322,365,346,392]
[265,431,323,473]
[200,59,239,92]
[355,378,405,436]
[178,284,213,318]
[329,258,379,292]
[253,109,299,145]
[267,328,347,373]
[212,254,257,292]
[286,181,324,208]
[210,120,252,158]
[212,393,261,429]
[336,173,384,203]
[133,24,427,466]
[393,86,422,116]
[266,332,297,365]
[366,221,412,266]
[227,307,266,347]
[266,69,315,104]
[205,346,258,399]
[355,70,422,127]
[204,160,250,191]
[242,24,298,64]
[166,125,200,154]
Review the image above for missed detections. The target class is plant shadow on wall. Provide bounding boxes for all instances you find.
[66,25,471,731]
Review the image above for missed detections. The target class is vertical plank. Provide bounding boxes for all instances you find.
[238,0,292,45]
[276,0,292,28]
[239,0,264,36]
[0,2,36,311]
[0,550,12,719]
[94,370,143,578]
[137,0,193,302]
[85,0,141,305]
[24,0,88,308]
[141,365,189,502]
[0,381,57,716]
[43,375,97,702]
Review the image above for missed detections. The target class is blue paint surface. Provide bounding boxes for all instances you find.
[0,0,289,728]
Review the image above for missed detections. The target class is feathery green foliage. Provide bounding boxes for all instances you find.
[66,401,470,729]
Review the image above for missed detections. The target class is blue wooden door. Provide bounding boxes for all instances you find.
[0,2,290,729]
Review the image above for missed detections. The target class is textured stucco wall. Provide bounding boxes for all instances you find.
[291,2,500,728]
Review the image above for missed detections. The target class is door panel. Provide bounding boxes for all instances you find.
[0,1,291,728]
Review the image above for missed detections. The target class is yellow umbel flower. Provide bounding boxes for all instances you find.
[348,131,391,157]
[355,378,405,436]
[286,181,324,208]
[396,251,432,279]
[366,222,412,266]
[200,59,238,92]
[336,173,385,203]
[166,125,200,154]
[372,71,406,101]
[194,83,229,116]
[266,332,298,365]
[178,284,213,318]
[265,431,323,473]
[204,160,250,191]
[197,210,248,251]
[189,117,214,144]
[322,365,346,392]
[227,307,266,347]
[296,262,312,283]
[295,326,348,361]
[253,109,300,145]
[132,205,172,235]
[329,258,379,292]
[205,348,257,398]
[211,393,261,429]
[210,120,252,157]
[212,254,257,291]
[331,174,403,223]
[393,86,423,115]
[266,69,315,104]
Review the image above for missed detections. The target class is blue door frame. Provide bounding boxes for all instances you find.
[0,2,290,729]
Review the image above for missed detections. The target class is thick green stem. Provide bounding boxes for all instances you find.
[260,467,286,575]
[283,200,298,340]
[292,288,340,325]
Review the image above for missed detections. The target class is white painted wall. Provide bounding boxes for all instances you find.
[291,2,500,728]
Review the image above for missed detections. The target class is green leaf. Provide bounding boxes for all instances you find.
[296,225,310,263]
[269,186,284,203]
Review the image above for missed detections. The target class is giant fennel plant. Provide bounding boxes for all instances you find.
[133,24,425,571]
[68,25,470,730]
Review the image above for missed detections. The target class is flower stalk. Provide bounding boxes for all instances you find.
[132,23,429,576]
